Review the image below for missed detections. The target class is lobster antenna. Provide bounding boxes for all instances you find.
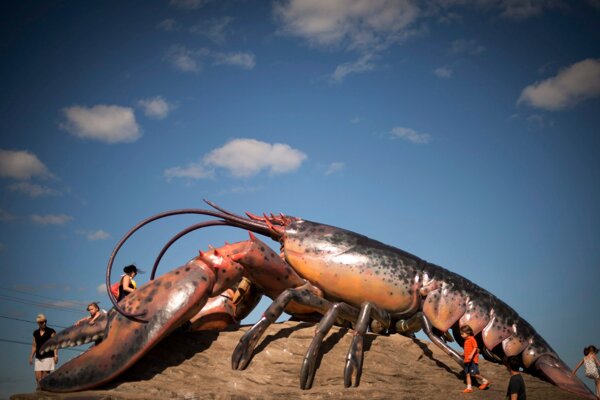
[107,204,275,320]
[150,220,228,280]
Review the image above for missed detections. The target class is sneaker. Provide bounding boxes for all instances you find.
[478,382,490,390]
[462,388,473,393]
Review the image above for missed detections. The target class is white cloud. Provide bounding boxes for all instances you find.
[138,96,176,119]
[331,55,376,82]
[61,105,141,143]
[169,0,210,10]
[8,182,59,197]
[0,149,52,180]
[167,45,208,73]
[189,17,233,43]
[274,0,420,52]
[96,283,107,295]
[166,139,308,181]
[78,229,110,241]
[391,126,432,144]
[167,46,256,72]
[30,214,73,225]
[164,163,214,181]
[213,52,256,69]
[325,162,345,175]
[158,18,179,31]
[434,66,453,78]
[450,38,485,55]
[518,58,600,110]
[204,139,307,178]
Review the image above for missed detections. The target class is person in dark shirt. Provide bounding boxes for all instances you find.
[506,356,526,400]
[29,314,58,386]
[118,264,141,301]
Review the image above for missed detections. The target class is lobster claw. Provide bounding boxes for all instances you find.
[534,355,597,399]
[39,261,215,392]
[40,313,109,353]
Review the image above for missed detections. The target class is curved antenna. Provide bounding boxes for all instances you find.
[203,199,246,219]
[150,220,229,280]
[106,206,275,321]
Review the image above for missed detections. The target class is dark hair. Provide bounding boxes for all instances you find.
[506,356,522,372]
[460,325,474,336]
[87,302,99,311]
[584,345,598,356]
[123,264,139,274]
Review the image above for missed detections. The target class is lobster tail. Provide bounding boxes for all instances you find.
[533,354,597,399]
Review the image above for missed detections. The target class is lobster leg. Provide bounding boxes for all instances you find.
[232,284,339,370]
[300,302,359,389]
[397,312,463,366]
[344,302,391,388]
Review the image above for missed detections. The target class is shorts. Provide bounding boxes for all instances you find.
[34,357,55,372]
[464,361,479,375]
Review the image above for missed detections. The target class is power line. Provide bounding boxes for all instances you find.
[0,286,90,307]
[0,338,84,352]
[0,315,69,329]
[0,294,84,314]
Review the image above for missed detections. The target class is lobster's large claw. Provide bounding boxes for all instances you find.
[534,355,597,399]
[40,262,214,392]
[41,314,108,353]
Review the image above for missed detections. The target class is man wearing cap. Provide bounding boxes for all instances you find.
[29,314,58,386]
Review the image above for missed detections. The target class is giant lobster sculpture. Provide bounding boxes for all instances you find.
[39,201,596,399]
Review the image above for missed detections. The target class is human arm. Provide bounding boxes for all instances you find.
[29,336,36,364]
[467,347,478,362]
[122,275,135,293]
[463,338,477,362]
[88,312,101,325]
[75,316,89,326]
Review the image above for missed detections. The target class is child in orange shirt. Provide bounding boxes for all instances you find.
[460,325,490,393]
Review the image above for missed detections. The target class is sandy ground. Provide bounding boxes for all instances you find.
[11,320,586,400]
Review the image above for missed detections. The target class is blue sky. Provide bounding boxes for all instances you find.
[1,0,599,397]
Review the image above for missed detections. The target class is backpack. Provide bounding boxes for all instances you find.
[110,281,120,298]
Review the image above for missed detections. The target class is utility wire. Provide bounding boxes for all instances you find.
[0,294,84,314]
[0,315,69,329]
[0,286,91,306]
[0,338,84,352]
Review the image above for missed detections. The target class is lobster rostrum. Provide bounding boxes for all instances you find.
[39,201,594,399]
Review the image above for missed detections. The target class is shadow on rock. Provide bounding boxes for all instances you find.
[411,337,463,380]
[105,329,221,389]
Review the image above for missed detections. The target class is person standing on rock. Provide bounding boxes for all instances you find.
[29,314,58,387]
[460,325,490,393]
[505,356,526,400]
